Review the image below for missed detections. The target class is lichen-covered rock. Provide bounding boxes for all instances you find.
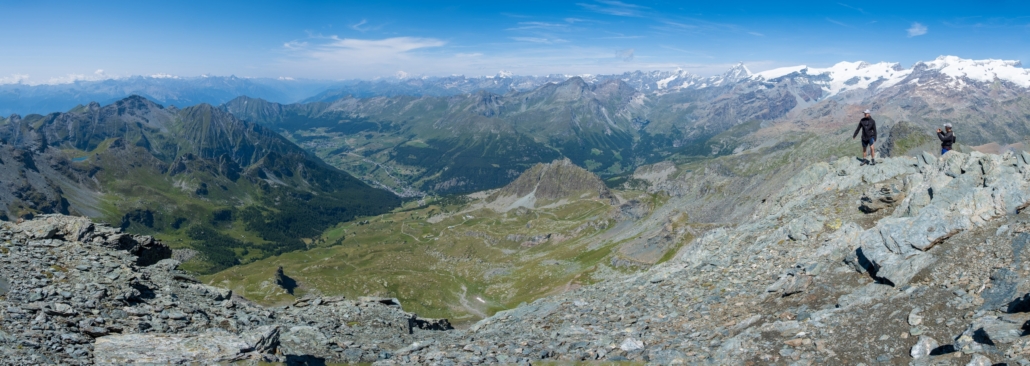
[93,331,255,365]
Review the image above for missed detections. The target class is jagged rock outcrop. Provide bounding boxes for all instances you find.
[488,158,615,211]
[0,215,455,365]
[0,144,77,220]
[273,266,296,295]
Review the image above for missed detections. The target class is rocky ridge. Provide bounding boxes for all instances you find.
[386,150,1030,364]
[0,215,454,365]
[4,149,1030,365]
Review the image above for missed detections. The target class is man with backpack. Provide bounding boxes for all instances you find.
[937,123,955,155]
[852,109,877,165]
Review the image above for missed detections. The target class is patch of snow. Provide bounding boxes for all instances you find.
[753,61,909,96]
[748,56,1030,98]
[916,55,1030,88]
[752,65,808,81]
[815,61,910,95]
[656,73,679,90]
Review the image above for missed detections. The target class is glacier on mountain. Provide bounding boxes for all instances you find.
[916,55,1030,88]
[749,55,1030,99]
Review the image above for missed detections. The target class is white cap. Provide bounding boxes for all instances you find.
[944,123,952,128]
[863,109,871,114]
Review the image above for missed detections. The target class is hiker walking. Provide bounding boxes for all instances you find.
[937,123,955,155]
[852,109,877,165]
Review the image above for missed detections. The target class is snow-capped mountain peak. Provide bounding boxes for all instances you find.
[721,62,752,83]
[914,55,1030,88]
[752,60,909,95]
[748,56,1030,100]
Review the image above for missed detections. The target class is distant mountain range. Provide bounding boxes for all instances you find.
[2,55,1030,313]
[6,56,1027,194]
[216,56,1030,198]
[0,96,399,273]
[0,76,344,116]
[6,55,1028,124]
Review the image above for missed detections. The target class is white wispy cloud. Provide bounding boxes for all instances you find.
[578,0,647,17]
[276,33,726,79]
[826,18,853,28]
[837,3,869,15]
[661,20,698,30]
[0,74,30,85]
[351,19,369,31]
[350,19,385,32]
[596,34,645,39]
[510,37,568,44]
[506,21,569,31]
[311,36,445,55]
[278,36,448,78]
[907,22,928,37]
[654,17,744,35]
[748,32,765,37]
[44,69,114,85]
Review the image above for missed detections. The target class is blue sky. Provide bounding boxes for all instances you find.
[1,0,1028,83]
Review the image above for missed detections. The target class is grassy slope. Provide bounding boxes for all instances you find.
[38,100,401,275]
[63,141,277,272]
[202,128,829,320]
[205,192,649,323]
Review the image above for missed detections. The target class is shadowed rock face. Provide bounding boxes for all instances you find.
[274,266,297,295]
[0,144,74,220]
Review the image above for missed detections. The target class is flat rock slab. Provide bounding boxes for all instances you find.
[94,332,251,365]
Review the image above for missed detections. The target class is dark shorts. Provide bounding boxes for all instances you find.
[862,138,875,148]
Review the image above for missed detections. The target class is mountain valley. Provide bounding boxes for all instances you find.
[3,56,1030,365]
[0,96,399,273]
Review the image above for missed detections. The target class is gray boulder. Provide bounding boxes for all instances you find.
[280,326,329,356]
[241,325,282,354]
[979,316,1025,344]
[786,214,825,241]
[93,331,257,365]
[909,335,938,359]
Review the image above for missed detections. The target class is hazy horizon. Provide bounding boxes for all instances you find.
[2,0,1028,84]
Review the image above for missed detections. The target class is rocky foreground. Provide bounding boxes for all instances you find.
[4,150,1030,365]
[0,216,455,365]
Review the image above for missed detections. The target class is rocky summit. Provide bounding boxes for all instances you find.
[4,150,1030,365]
